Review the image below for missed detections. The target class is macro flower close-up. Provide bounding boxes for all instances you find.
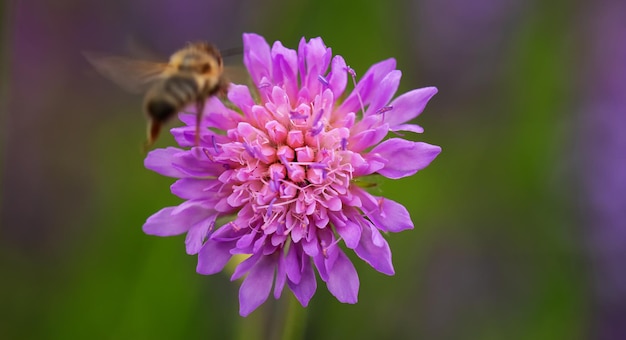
[142,33,441,316]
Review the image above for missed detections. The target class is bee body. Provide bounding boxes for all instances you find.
[85,42,230,148]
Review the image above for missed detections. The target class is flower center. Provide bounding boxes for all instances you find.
[222,87,353,238]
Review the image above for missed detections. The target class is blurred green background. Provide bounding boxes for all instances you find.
[2,0,624,339]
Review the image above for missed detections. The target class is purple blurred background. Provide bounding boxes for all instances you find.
[1,0,624,339]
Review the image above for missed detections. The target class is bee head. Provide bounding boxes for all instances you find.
[169,42,223,77]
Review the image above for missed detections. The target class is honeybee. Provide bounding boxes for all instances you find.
[84,42,229,148]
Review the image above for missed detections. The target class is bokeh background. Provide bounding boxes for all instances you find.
[1,0,624,339]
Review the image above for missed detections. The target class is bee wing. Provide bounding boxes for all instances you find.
[83,51,169,94]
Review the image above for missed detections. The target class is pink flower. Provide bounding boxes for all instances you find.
[143,33,441,316]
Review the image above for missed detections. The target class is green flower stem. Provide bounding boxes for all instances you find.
[236,307,265,340]
[280,292,307,340]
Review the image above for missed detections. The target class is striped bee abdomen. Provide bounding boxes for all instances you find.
[144,74,200,122]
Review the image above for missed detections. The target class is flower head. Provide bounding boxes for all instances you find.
[143,33,441,316]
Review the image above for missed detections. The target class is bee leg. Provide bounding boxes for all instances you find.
[194,100,205,146]
[217,77,229,98]
[145,118,160,150]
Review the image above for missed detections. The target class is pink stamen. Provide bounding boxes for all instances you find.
[376,105,393,115]
[318,74,329,86]
[313,109,324,126]
[311,109,325,136]
[269,177,280,192]
[289,110,308,120]
[279,154,292,173]
[266,197,277,218]
[322,237,342,258]
[259,197,298,210]
[211,135,219,153]
[307,162,328,170]
[202,148,214,161]
[243,142,256,157]
[345,65,366,116]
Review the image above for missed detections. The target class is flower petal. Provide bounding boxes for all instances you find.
[228,84,255,117]
[385,87,438,127]
[243,33,272,86]
[170,178,221,200]
[368,138,441,179]
[143,33,440,314]
[325,250,359,304]
[391,123,424,134]
[354,222,394,275]
[327,55,347,99]
[338,58,397,115]
[231,252,261,280]
[285,242,302,284]
[144,147,186,178]
[348,123,389,153]
[288,256,317,307]
[271,41,298,99]
[143,207,190,236]
[299,37,332,96]
[196,238,233,275]
[239,255,276,316]
[171,147,225,177]
[353,188,414,232]
[274,252,287,299]
[333,212,361,249]
[201,97,243,130]
[143,200,213,236]
[184,212,217,254]
[365,70,401,116]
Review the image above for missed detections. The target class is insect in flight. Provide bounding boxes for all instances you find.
[84,42,233,148]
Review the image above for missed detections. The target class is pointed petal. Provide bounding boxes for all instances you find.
[170,147,225,177]
[353,188,414,232]
[285,243,302,284]
[239,255,276,316]
[243,33,272,86]
[368,139,441,179]
[299,37,332,95]
[385,87,438,126]
[185,212,217,254]
[274,252,287,299]
[288,258,317,307]
[313,253,328,282]
[144,147,186,178]
[231,252,261,280]
[365,70,401,116]
[354,222,394,275]
[327,55,347,99]
[325,250,359,304]
[196,238,234,275]
[170,124,229,148]
[391,123,424,134]
[228,84,255,117]
[348,123,389,153]
[143,200,212,236]
[170,178,220,200]
[348,152,382,177]
[201,97,243,130]
[338,58,396,115]
[271,41,298,99]
[334,215,361,249]
[143,207,190,236]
